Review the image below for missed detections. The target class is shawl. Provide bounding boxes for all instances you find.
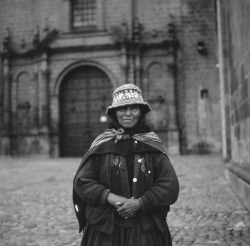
[89,128,167,154]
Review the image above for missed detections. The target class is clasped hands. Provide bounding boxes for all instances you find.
[107,193,140,219]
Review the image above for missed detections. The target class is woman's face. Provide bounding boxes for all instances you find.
[116,105,141,128]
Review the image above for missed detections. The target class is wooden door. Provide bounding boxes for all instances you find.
[59,66,112,156]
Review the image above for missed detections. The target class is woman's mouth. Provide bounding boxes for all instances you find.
[123,119,133,121]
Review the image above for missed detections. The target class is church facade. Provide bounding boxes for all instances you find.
[0,0,221,157]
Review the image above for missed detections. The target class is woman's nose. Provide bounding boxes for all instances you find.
[124,107,132,115]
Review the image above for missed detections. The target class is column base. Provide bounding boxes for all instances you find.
[0,136,11,155]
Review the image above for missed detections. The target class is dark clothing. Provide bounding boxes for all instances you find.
[73,122,179,246]
[81,218,172,246]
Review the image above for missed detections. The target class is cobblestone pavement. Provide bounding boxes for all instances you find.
[0,155,249,246]
[169,155,250,246]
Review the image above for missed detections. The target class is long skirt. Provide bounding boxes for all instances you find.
[81,219,172,246]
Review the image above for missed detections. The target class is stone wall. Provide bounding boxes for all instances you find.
[180,0,221,153]
[220,0,250,210]
[0,58,3,153]
[0,0,64,51]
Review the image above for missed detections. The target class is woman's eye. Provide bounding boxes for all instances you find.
[131,105,139,111]
[117,105,139,113]
[117,107,126,112]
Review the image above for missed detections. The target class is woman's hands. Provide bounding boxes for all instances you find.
[107,192,127,209]
[116,198,141,219]
[107,193,141,219]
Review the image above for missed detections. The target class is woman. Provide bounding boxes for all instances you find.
[73,84,179,246]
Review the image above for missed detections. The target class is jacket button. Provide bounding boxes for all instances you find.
[133,178,137,183]
[135,141,138,144]
[138,159,142,163]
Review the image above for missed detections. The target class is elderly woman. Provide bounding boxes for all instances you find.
[73,84,179,246]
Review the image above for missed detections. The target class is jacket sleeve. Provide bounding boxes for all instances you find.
[138,153,179,213]
[73,155,110,206]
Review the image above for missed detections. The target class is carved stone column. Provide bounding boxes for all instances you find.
[50,94,59,157]
[120,44,129,84]
[62,0,71,32]
[1,56,11,155]
[33,63,39,131]
[38,53,49,133]
[11,77,17,133]
[134,47,141,87]
[132,17,142,85]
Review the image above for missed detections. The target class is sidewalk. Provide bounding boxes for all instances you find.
[0,155,249,246]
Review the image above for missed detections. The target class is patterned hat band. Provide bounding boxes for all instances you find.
[106,84,151,117]
[113,89,143,104]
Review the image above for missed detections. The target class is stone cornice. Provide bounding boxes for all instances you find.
[1,29,179,59]
[0,29,58,59]
[48,43,119,54]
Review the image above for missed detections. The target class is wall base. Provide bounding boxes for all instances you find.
[225,163,250,211]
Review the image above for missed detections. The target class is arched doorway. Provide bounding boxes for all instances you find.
[59,66,113,156]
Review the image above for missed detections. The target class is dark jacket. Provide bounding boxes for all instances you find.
[73,139,179,235]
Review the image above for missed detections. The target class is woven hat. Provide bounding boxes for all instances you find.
[106,84,151,117]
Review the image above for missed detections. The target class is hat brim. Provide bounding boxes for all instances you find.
[106,101,151,117]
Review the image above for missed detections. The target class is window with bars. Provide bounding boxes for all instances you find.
[72,0,97,29]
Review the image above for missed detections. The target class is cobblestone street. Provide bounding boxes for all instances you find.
[0,155,249,246]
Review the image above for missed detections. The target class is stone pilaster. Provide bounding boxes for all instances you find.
[120,44,129,83]
[32,64,39,131]
[38,53,50,133]
[134,48,141,87]
[10,77,17,133]
[49,94,59,157]
[1,56,11,155]
[62,0,71,32]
